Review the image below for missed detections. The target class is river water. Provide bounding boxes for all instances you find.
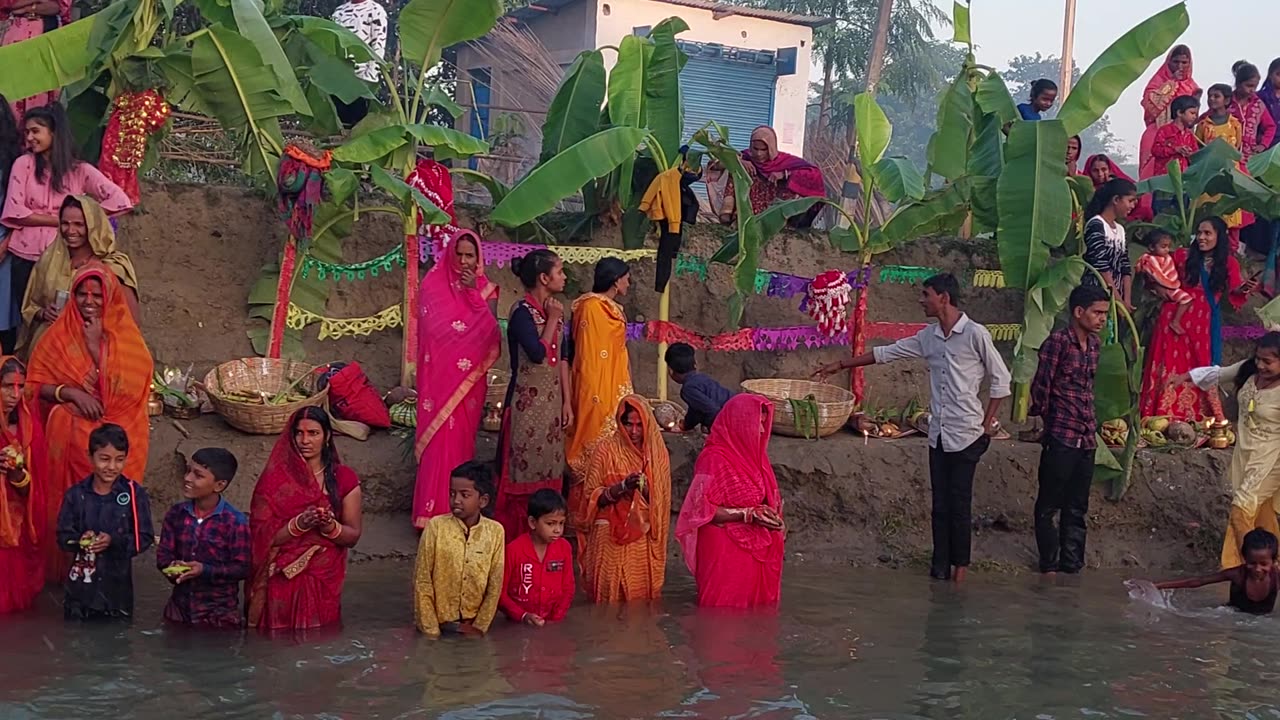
[1,561,1278,719]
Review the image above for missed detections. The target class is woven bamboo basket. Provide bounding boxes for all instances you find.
[647,398,687,432]
[741,379,856,439]
[203,358,328,435]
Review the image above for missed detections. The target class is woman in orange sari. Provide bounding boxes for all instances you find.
[248,407,363,633]
[566,258,633,532]
[579,395,670,602]
[0,356,46,612]
[26,265,151,580]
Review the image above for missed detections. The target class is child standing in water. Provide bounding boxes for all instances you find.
[1154,529,1280,615]
[413,461,505,637]
[56,424,153,620]
[1135,229,1192,335]
[500,489,574,627]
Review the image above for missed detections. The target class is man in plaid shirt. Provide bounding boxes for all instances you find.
[157,448,251,627]
[1029,284,1110,575]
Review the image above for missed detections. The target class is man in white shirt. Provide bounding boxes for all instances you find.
[331,0,387,126]
[815,273,1011,582]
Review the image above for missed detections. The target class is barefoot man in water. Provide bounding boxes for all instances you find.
[815,273,1009,582]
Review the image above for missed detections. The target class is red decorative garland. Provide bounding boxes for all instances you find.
[98,90,171,204]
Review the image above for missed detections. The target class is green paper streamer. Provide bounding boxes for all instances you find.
[300,245,407,282]
[879,265,941,284]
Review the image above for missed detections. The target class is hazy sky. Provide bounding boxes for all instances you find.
[928,0,1278,155]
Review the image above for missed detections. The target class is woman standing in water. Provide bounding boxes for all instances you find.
[0,355,45,612]
[1171,332,1280,569]
[579,395,671,603]
[412,230,500,529]
[494,250,571,540]
[1140,217,1254,421]
[1138,45,1200,179]
[2,106,131,320]
[677,394,785,608]
[566,257,633,532]
[248,407,363,632]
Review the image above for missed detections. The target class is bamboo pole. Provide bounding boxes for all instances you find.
[656,283,671,400]
[402,207,420,388]
[1060,0,1078,98]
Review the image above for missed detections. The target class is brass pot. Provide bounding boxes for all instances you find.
[147,393,164,417]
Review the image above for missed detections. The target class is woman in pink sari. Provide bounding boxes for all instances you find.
[676,394,785,609]
[1229,61,1278,162]
[706,126,825,226]
[1139,45,1200,180]
[412,230,500,529]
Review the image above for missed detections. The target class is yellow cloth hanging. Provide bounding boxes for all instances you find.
[638,168,683,235]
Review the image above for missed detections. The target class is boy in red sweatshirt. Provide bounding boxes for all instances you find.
[500,489,575,626]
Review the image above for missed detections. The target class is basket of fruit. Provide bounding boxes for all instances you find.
[202,358,327,435]
[742,379,855,439]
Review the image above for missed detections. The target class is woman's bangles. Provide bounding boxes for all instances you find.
[288,512,342,539]
[6,470,31,489]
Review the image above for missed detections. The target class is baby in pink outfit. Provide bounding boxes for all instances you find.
[1135,230,1190,335]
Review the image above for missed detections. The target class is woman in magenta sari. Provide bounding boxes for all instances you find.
[1139,46,1200,180]
[1229,61,1277,162]
[707,126,825,226]
[676,394,785,609]
[412,230,500,529]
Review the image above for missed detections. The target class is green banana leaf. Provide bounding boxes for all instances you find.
[1212,167,1280,220]
[854,93,892,176]
[1247,143,1280,188]
[996,119,1072,289]
[1011,256,1086,384]
[325,168,358,207]
[695,125,755,326]
[709,196,830,265]
[541,50,607,163]
[369,165,450,225]
[952,0,971,46]
[0,17,94,100]
[231,0,310,115]
[645,17,690,165]
[160,29,292,183]
[608,35,654,207]
[66,0,145,99]
[967,111,1005,178]
[873,177,972,249]
[927,66,974,181]
[451,167,509,204]
[970,175,1000,235]
[332,124,488,164]
[290,16,376,65]
[1057,2,1189,137]
[285,33,373,105]
[303,83,343,136]
[399,0,501,70]
[492,127,649,227]
[1094,343,1133,422]
[974,71,1017,125]
[873,157,925,204]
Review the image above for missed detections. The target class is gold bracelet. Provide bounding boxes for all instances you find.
[7,470,30,489]
[54,385,65,403]
[322,522,342,540]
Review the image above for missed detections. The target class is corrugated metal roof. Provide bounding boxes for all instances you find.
[651,0,831,28]
[507,0,831,29]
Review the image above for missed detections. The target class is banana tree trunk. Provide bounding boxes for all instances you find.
[402,208,420,387]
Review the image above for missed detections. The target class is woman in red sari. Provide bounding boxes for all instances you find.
[1083,154,1133,188]
[248,407,363,633]
[676,394,785,609]
[412,229,499,529]
[1229,61,1278,162]
[707,125,825,226]
[0,356,45,612]
[1139,46,1200,180]
[1140,217,1255,422]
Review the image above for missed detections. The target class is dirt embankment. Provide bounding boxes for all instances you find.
[124,183,1246,572]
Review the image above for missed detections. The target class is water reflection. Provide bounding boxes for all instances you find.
[3,563,1280,718]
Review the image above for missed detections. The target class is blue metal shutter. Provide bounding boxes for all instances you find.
[680,56,776,150]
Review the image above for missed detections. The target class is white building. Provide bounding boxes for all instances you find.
[455,0,827,168]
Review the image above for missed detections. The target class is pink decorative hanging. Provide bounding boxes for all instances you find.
[807,270,852,338]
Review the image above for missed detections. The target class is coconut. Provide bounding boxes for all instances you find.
[1166,421,1197,446]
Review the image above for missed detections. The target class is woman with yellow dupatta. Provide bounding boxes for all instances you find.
[580,395,670,602]
[27,265,152,580]
[20,195,139,355]
[0,356,46,612]
[566,258,633,530]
